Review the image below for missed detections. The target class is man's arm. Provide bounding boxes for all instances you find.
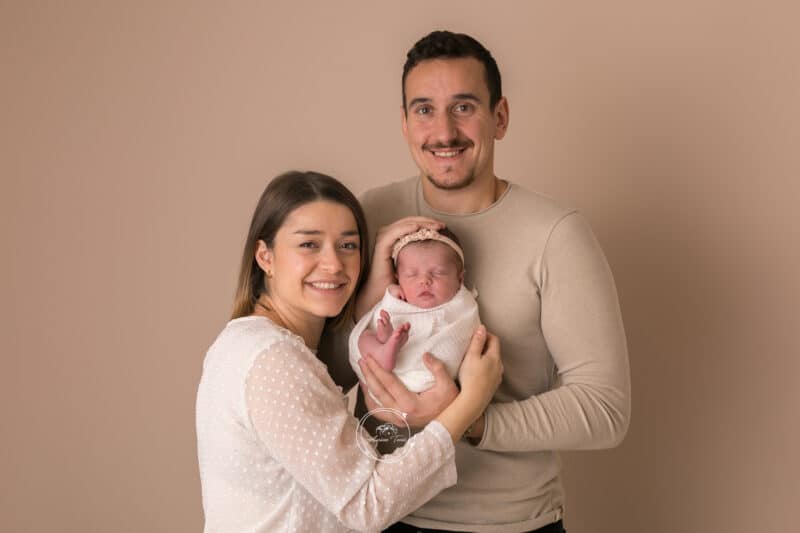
[477,212,631,451]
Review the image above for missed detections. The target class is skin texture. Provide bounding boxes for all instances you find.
[401,57,509,215]
[395,240,463,308]
[249,200,499,446]
[357,240,463,371]
[254,201,361,349]
[358,56,511,437]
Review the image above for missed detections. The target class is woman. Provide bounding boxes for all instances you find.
[196,171,502,532]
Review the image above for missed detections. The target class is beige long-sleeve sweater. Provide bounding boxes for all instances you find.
[353,177,631,532]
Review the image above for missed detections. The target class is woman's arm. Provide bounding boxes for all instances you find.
[245,339,463,531]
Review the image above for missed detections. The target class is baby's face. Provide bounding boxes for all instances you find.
[395,241,463,309]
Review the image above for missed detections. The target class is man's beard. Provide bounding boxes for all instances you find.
[425,168,476,191]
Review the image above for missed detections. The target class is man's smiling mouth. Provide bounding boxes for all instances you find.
[428,146,468,159]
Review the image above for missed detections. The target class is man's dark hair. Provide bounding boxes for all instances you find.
[402,30,502,112]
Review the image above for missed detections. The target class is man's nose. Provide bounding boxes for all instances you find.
[431,112,457,144]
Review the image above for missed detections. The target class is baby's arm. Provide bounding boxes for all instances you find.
[357,310,410,372]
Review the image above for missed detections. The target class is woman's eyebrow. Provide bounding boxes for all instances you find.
[291,229,359,236]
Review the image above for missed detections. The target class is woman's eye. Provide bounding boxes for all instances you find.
[299,242,317,248]
[340,241,360,250]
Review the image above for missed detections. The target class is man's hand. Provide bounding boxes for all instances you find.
[358,352,458,429]
[355,216,443,319]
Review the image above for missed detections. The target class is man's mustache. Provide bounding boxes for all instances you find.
[422,141,472,151]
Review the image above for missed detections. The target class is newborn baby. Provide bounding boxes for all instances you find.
[349,227,480,393]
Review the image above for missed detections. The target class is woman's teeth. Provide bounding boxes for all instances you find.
[310,282,340,289]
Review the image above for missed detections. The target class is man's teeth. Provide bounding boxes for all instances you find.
[433,150,461,158]
[311,282,340,289]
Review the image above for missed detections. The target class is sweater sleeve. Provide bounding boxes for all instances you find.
[245,340,457,531]
[478,212,631,452]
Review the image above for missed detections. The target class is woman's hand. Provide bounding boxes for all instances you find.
[433,326,503,443]
[358,352,458,429]
[457,325,503,411]
[355,216,444,319]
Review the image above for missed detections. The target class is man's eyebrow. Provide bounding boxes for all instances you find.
[453,93,481,103]
[408,94,482,108]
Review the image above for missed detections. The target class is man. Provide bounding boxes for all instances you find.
[356,31,631,533]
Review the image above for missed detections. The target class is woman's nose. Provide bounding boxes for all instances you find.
[320,246,344,273]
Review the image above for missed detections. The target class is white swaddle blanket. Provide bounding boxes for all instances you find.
[349,284,480,393]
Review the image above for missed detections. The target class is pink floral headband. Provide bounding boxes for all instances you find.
[390,228,465,265]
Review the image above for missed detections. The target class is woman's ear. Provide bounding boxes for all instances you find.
[255,240,273,275]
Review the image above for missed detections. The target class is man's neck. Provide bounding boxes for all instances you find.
[421,175,507,215]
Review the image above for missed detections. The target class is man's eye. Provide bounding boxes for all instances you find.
[454,103,473,113]
[415,106,431,115]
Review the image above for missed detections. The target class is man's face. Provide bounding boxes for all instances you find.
[402,57,508,191]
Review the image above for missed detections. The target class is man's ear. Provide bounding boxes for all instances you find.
[254,240,273,273]
[493,97,510,140]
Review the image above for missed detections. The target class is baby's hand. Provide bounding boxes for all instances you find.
[388,284,406,301]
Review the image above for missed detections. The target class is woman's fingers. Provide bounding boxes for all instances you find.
[465,325,487,358]
[459,327,503,396]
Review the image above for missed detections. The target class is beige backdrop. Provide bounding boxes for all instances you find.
[2,1,799,532]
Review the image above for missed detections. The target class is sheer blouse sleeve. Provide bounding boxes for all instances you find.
[245,338,456,532]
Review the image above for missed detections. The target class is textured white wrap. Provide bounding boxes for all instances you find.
[349,285,480,392]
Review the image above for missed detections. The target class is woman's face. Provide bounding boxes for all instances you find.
[261,200,361,323]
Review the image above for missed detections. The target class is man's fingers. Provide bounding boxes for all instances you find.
[365,356,415,406]
[422,352,449,379]
[359,357,394,406]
